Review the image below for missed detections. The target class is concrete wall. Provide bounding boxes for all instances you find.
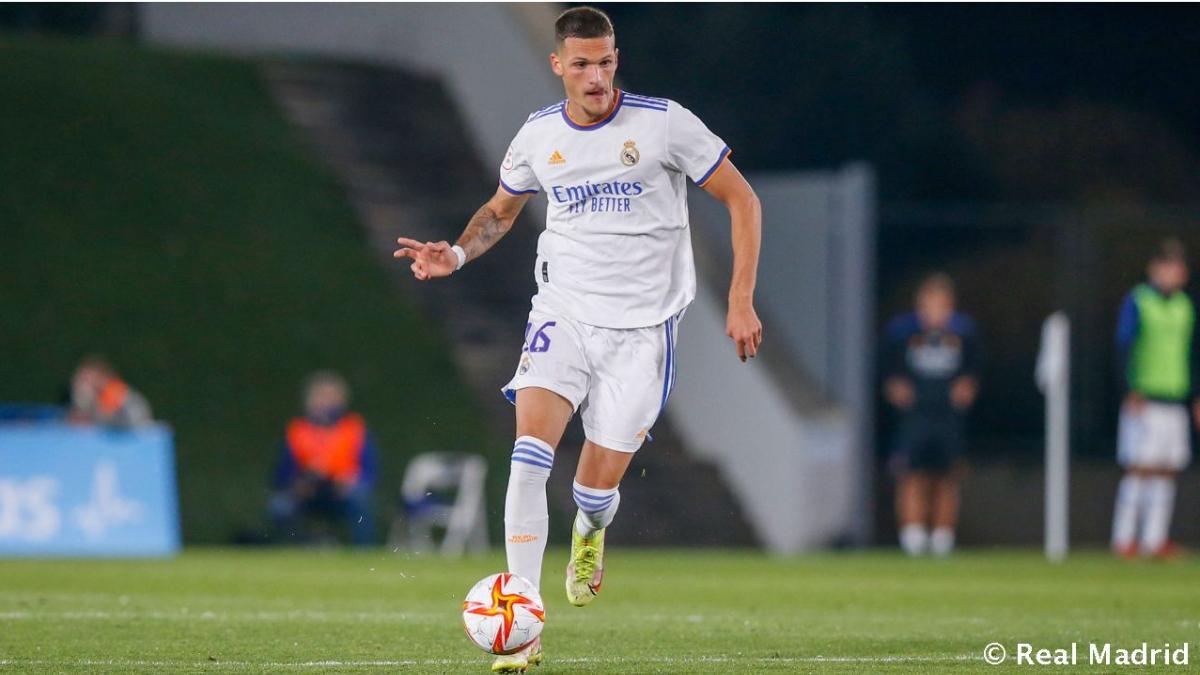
[667,285,857,552]
[679,167,876,552]
[143,3,563,166]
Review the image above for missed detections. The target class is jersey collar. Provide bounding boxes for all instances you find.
[562,90,624,131]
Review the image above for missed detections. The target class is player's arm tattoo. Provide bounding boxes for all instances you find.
[456,203,514,263]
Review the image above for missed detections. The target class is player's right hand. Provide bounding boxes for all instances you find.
[884,377,916,410]
[394,237,457,280]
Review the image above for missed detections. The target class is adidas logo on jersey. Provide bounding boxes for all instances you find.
[548,150,566,165]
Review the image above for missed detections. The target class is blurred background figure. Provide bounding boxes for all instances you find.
[883,273,981,557]
[1111,239,1197,560]
[269,371,377,546]
[68,356,153,428]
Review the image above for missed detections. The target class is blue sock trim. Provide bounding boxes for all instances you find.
[510,436,554,472]
[512,455,552,470]
[514,442,553,463]
[572,482,618,512]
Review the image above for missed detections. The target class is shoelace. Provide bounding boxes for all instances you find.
[574,545,598,582]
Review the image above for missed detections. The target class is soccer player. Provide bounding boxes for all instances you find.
[394,6,761,671]
[882,273,980,557]
[1111,238,1198,560]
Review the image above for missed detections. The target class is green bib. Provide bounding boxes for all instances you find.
[1129,283,1195,399]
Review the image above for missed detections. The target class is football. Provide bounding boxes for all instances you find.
[461,572,545,655]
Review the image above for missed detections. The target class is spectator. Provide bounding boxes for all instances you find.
[269,371,377,546]
[68,356,153,428]
[1110,238,1197,559]
[883,273,981,557]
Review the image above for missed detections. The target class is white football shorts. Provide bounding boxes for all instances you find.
[1117,400,1191,471]
[502,304,682,453]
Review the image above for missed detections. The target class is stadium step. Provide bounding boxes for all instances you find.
[260,59,756,547]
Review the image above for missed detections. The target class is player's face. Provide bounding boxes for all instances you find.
[551,36,618,119]
[305,383,347,421]
[72,366,104,391]
[916,289,955,330]
[1150,259,1188,293]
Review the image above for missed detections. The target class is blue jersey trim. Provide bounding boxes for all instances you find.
[499,178,537,196]
[697,146,732,186]
[624,101,667,112]
[561,90,624,131]
[660,316,675,412]
[529,103,565,122]
[623,92,668,105]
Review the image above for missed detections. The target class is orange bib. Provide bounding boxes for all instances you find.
[97,380,129,416]
[286,414,367,484]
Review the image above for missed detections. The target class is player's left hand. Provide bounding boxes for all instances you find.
[727,302,762,362]
[950,376,979,410]
[393,237,458,280]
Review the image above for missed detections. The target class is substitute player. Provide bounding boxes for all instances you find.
[1111,238,1198,559]
[882,273,981,557]
[394,6,761,672]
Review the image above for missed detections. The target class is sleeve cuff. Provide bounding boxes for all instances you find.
[499,178,538,196]
[696,146,732,186]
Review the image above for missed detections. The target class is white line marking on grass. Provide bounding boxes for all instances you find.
[0,654,982,669]
[0,610,445,623]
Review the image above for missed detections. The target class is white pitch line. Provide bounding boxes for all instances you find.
[0,610,445,622]
[0,654,982,668]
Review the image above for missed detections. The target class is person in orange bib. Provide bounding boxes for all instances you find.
[68,356,153,428]
[269,371,378,546]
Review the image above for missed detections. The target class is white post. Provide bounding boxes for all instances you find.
[1035,312,1070,562]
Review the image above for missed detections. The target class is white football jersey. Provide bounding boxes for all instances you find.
[499,90,730,329]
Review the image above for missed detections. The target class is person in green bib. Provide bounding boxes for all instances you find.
[1112,238,1199,559]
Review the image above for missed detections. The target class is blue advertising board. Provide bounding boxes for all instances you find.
[0,424,180,557]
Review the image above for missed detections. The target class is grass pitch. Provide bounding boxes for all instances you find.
[0,548,1196,673]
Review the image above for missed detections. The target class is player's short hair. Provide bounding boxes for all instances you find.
[304,370,349,400]
[555,6,614,46]
[76,354,116,378]
[1151,237,1186,264]
[916,272,956,301]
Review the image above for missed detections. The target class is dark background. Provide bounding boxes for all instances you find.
[600,3,1200,466]
[6,2,1200,543]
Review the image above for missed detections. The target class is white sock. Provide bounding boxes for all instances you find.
[1139,476,1176,554]
[930,527,955,557]
[572,481,620,537]
[1111,475,1142,550]
[899,524,928,556]
[505,436,554,590]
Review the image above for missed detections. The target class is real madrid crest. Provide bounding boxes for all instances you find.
[620,140,640,166]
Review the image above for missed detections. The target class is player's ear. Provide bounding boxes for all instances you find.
[549,51,564,77]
